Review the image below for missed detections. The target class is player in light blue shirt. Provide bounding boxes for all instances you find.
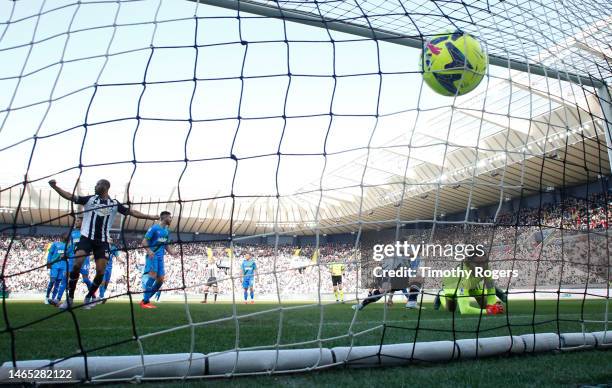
[68,219,94,290]
[241,253,257,304]
[54,217,93,305]
[46,239,68,305]
[98,244,120,303]
[141,211,176,309]
[44,242,54,303]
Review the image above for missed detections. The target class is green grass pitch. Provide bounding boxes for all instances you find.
[1,299,611,387]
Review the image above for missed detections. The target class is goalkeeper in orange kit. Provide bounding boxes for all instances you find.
[434,251,505,315]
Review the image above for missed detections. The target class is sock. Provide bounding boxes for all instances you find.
[143,277,156,303]
[204,292,208,302]
[86,274,103,298]
[362,289,383,307]
[56,278,67,301]
[51,278,62,300]
[214,292,218,302]
[155,290,161,301]
[439,291,448,310]
[244,289,248,301]
[46,279,54,299]
[409,286,418,302]
[82,278,93,290]
[150,282,163,301]
[339,289,344,300]
[67,270,80,300]
[99,285,106,298]
[250,290,254,300]
[334,290,338,300]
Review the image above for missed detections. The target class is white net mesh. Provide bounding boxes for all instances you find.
[0,0,610,383]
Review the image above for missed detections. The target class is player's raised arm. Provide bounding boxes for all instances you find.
[126,207,159,221]
[48,180,80,203]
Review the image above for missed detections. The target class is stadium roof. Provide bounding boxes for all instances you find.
[1,79,609,236]
[0,0,610,236]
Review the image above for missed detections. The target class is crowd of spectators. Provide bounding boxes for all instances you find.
[0,237,361,299]
[492,193,611,230]
[0,194,609,298]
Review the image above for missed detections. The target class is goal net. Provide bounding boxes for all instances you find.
[0,0,611,383]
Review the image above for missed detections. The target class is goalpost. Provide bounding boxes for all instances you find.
[0,0,611,383]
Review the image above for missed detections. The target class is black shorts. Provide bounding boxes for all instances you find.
[206,277,218,287]
[331,275,342,286]
[76,236,109,261]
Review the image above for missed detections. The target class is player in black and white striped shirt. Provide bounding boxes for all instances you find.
[49,178,158,309]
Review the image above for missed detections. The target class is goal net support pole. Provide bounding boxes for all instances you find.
[591,83,612,335]
[193,0,604,89]
[1,331,610,383]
